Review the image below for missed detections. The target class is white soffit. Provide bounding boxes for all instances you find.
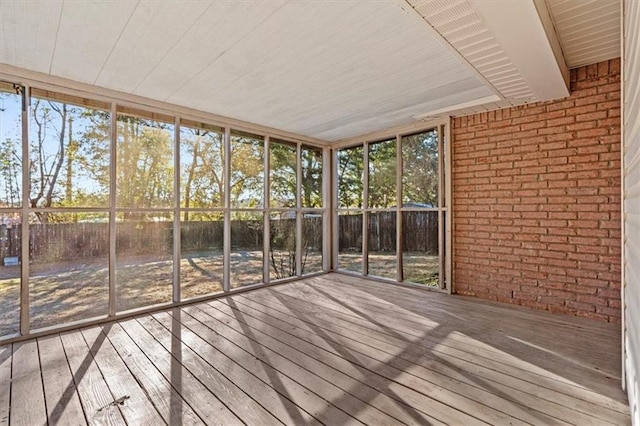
[0,0,570,142]
[407,0,569,103]
[546,0,621,68]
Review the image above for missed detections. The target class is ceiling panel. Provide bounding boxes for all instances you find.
[0,1,62,74]
[2,0,607,143]
[94,0,214,92]
[167,0,492,140]
[51,1,138,84]
[546,0,620,68]
[133,1,287,102]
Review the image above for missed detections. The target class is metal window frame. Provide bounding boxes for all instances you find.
[333,120,452,293]
[0,78,329,343]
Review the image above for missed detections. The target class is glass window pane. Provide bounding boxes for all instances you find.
[368,211,397,279]
[0,213,21,337]
[29,94,110,208]
[402,211,439,286]
[117,114,174,208]
[29,212,109,330]
[0,85,22,208]
[338,211,362,273]
[270,140,296,208]
[231,132,264,209]
[180,211,224,299]
[338,146,363,208]
[302,213,323,275]
[230,212,263,287]
[402,130,438,208]
[116,212,173,311]
[180,122,224,208]
[269,212,297,281]
[301,146,322,208]
[368,139,396,208]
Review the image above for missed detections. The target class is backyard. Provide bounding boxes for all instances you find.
[0,248,325,335]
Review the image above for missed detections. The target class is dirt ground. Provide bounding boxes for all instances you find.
[339,252,440,285]
[0,250,323,336]
[0,250,434,337]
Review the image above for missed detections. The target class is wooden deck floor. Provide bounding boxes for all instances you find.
[0,273,630,425]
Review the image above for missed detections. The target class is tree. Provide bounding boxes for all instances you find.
[181,126,224,220]
[301,146,322,208]
[402,131,439,207]
[269,141,296,208]
[337,146,363,208]
[29,99,69,214]
[26,97,112,220]
[116,115,174,211]
[0,90,22,207]
[368,139,396,208]
[0,137,21,207]
[229,135,264,208]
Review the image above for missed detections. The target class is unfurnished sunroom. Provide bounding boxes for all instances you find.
[0,0,638,425]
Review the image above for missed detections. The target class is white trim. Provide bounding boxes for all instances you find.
[438,124,445,290]
[223,127,231,292]
[108,102,117,316]
[396,134,403,283]
[263,136,271,283]
[333,118,449,149]
[620,0,627,391]
[173,116,181,303]
[331,148,339,271]
[296,143,303,276]
[445,118,453,295]
[362,143,369,275]
[20,84,30,334]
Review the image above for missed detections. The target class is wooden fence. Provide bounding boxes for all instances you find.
[339,211,438,254]
[0,211,437,264]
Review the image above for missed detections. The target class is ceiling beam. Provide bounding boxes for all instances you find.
[468,0,569,100]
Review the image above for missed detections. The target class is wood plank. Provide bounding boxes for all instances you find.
[282,278,624,393]
[236,290,629,425]
[310,278,622,384]
[240,288,630,419]
[0,274,630,426]
[183,306,378,425]
[160,308,368,426]
[193,301,486,425]
[215,296,580,426]
[116,318,243,426]
[80,326,164,425]
[38,334,86,425]
[0,344,11,426]
[318,278,622,372]
[149,310,323,426]
[324,273,615,334]
[317,276,620,359]
[9,340,47,426]
[135,314,282,425]
[327,274,620,338]
[255,283,630,412]
[59,330,126,425]
[103,322,204,425]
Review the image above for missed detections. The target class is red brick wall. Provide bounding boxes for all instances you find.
[452,58,621,322]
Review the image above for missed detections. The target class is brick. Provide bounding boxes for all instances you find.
[452,58,620,323]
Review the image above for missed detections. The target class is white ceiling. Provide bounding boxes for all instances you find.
[546,0,620,68]
[0,0,622,143]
